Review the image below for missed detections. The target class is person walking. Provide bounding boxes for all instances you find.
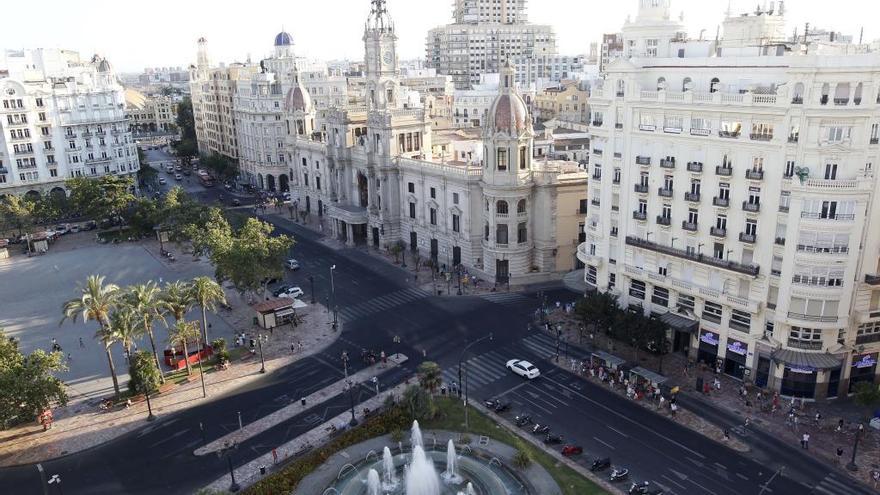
[836,447,844,464]
[801,432,810,449]
[79,337,85,349]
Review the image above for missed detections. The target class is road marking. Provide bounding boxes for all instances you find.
[592,436,615,450]
[661,475,689,492]
[510,392,553,415]
[606,425,629,438]
[714,462,727,470]
[686,477,719,495]
[735,473,749,481]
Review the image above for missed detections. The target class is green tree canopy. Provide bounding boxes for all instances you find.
[574,291,620,336]
[0,195,36,235]
[66,175,135,223]
[417,361,442,392]
[128,350,161,396]
[176,97,195,141]
[0,330,68,429]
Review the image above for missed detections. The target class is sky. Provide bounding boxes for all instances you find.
[0,0,877,73]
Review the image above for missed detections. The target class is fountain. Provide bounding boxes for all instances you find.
[441,439,463,484]
[405,446,441,495]
[411,420,424,449]
[366,469,381,495]
[382,446,398,491]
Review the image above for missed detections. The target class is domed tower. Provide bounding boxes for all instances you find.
[284,63,315,139]
[363,0,400,109]
[196,37,211,68]
[480,61,535,284]
[274,30,294,59]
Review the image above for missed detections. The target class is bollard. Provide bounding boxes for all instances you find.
[301,397,306,406]
[259,466,266,475]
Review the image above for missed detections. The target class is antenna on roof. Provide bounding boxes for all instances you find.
[859,27,864,45]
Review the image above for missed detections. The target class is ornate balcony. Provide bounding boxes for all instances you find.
[658,187,673,198]
[686,162,703,173]
[625,236,760,276]
[635,156,651,166]
[659,158,676,169]
[745,169,764,180]
[865,274,880,285]
[742,201,760,213]
[684,192,701,202]
[634,184,648,194]
[656,215,671,226]
[710,227,727,237]
[718,130,741,139]
[681,221,698,232]
[749,133,773,141]
[739,232,756,244]
[633,211,647,221]
[712,197,729,207]
[716,166,733,176]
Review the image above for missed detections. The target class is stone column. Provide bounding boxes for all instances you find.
[346,223,356,247]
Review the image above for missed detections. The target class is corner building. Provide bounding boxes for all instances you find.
[583,0,880,399]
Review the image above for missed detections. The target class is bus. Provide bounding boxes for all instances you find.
[197,171,214,187]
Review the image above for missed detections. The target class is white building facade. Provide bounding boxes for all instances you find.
[0,49,138,197]
[583,0,880,400]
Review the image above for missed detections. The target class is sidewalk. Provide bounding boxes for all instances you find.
[0,278,338,467]
[544,307,880,488]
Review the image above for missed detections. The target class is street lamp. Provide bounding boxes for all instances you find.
[222,442,241,492]
[309,275,316,304]
[330,265,338,330]
[257,334,267,374]
[457,332,493,430]
[345,380,359,427]
[197,336,207,398]
[341,350,350,377]
[846,423,865,471]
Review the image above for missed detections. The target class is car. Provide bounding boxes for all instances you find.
[182,169,192,176]
[174,174,183,181]
[272,285,291,297]
[506,359,540,379]
[158,177,167,185]
[70,224,81,233]
[284,258,300,270]
[82,220,97,231]
[231,198,241,207]
[277,287,304,299]
[54,224,70,235]
[224,183,233,191]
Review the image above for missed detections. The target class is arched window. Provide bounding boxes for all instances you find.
[854,83,863,105]
[710,78,720,93]
[484,222,489,241]
[496,201,509,215]
[682,77,692,92]
[820,83,830,105]
[834,83,850,105]
[792,82,804,103]
[517,199,527,214]
[616,79,625,97]
[657,77,666,91]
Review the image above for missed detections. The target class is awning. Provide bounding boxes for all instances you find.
[771,348,842,370]
[591,351,626,368]
[630,366,668,385]
[275,308,295,317]
[659,311,698,333]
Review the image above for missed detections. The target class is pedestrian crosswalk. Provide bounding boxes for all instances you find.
[441,350,510,390]
[476,292,534,307]
[337,288,432,323]
[812,473,876,495]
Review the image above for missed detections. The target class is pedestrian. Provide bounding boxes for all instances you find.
[723,429,730,440]
[836,447,844,464]
[837,418,845,432]
[814,412,822,426]
[422,348,427,358]
[670,402,678,418]
[713,377,721,391]
[659,395,666,410]
[801,432,810,449]
[793,414,799,430]
[381,351,387,365]
[79,337,85,349]
[66,353,71,363]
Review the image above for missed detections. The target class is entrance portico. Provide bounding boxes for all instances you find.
[327,204,368,246]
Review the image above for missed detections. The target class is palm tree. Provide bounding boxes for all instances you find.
[61,275,122,397]
[108,307,143,365]
[417,361,442,393]
[189,277,226,346]
[160,280,195,323]
[124,282,167,383]
[168,320,200,375]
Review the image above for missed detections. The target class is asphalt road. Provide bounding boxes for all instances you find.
[0,181,875,494]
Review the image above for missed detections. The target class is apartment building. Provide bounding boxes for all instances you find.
[124,89,179,133]
[583,0,880,400]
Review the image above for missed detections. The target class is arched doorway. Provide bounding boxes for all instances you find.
[266,174,276,192]
[25,190,40,201]
[49,187,66,198]
[305,196,311,213]
[279,174,289,193]
[357,172,368,208]
[258,174,264,190]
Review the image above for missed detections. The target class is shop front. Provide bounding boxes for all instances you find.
[771,348,843,400]
[781,365,817,398]
[723,338,748,380]
[697,330,720,366]
[658,311,698,355]
[848,353,878,393]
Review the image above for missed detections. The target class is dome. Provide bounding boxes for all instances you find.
[488,93,529,134]
[284,85,312,113]
[197,37,207,43]
[274,31,293,47]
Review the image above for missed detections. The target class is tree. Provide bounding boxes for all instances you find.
[66,175,135,223]
[212,338,230,369]
[417,361,442,392]
[176,97,196,141]
[389,242,402,264]
[168,321,200,375]
[109,307,142,361]
[574,291,619,336]
[402,384,436,421]
[125,197,161,235]
[128,350,161,421]
[201,153,239,183]
[853,382,880,408]
[0,330,68,429]
[160,281,195,324]
[124,283,167,384]
[0,195,35,236]
[32,192,69,224]
[189,277,226,346]
[644,317,671,373]
[61,275,122,397]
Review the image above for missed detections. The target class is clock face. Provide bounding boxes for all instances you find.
[382,51,393,66]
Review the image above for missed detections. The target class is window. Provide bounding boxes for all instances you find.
[789,326,822,348]
[792,265,845,287]
[517,222,527,244]
[497,148,507,170]
[452,192,459,204]
[702,301,723,323]
[430,208,437,225]
[730,309,751,332]
[652,287,669,307]
[710,78,720,93]
[687,208,698,224]
[430,187,436,199]
[303,173,309,186]
[677,294,695,311]
[496,201,508,215]
[408,182,415,193]
[519,147,527,169]
[629,279,646,300]
[409,202,416,219]
[608,273,616,290]
[452,214,460,233]
[496,224,508,244]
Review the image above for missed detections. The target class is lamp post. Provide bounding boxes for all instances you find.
[257,334,266,374]
[145,387,156,421]
[345,380,358,427]
[456,264,462,295]
[330,265,338,330]
[309,275,315,304]
[222,442,241,492]
[197,336,207,398]
[342,350,349,378]
[457,332,493,430]
[846,423,865,471]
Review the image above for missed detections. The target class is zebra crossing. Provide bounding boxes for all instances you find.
[476,292,533,307]
[337,287,432,323]
[812,473,876,495]
[441,350,511,389]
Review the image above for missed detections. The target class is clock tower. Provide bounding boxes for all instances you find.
[363,0,399,109]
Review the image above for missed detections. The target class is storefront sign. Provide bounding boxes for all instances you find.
[699,331,719,346]
[788,365,815,374]
[726,340,748,356]
[852,354,877,369]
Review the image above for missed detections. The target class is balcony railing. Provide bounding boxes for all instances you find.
[787,312,837,323]
[633,211,647,221]
[718,130,741,139]
[786,339,823,351]
[834,98,849,106]
[684,192,701,202]
[686,162,703,172]
[635,156,651,166]
[788,136,799,143]
[612,177,620,185]
[742,201,760,213]
[856,333,880,345]
[820,95,829,105]
[690,128,711,136]
[791,96,803,104]
[865,274,880,285]
[592,148,603,155]
[871,138,879,145]
[634,184,648,193]
[716,166,732,176]
[656,215,671,226]
[749,133,773,141]
[713,197,729,207]
[745,169,764,180]
[658,188,673,198]
[614,123,623,129]
[775,237,786,246]
[592,172,602,180]
[592,120,604,127]
[625,235,760,276]
[739,232,756,244]
[591,198,601,206]
[681,221,698,232]
[710,227,727,237]
[659,159,675,169]
[800,212,855,221]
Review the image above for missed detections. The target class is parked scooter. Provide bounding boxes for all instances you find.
[543,433,564,444]
[532,424,550,435]
[629,481,651,494]
[514,413,533,426]
[590,457,611,471]
[610,468,629,482]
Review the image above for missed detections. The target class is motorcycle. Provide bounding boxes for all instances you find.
[514,414,532,426]
[484,398,500,408]
[610,468,629,482]
[590,457,611,472]
[629,481,650,494]
[492,401,509,413]
[543,433,563,444]
[561,445,583,456]
[532,424,550,435]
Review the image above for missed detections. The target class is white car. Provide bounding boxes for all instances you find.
[277,287,304,299]
[506,359,540,379]
[284,258,300,270]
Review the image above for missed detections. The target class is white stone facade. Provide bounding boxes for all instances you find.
[0,49,138,197]
[583,0,880,400]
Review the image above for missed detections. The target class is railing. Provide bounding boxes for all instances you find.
[788,136,799,143]
[690,128,710,136]
[591,198,601,206]
[834,98,849,106]
[612,178,620,185]
[743,201,760,213]
[745,169,764,180]
[713,197,729,207]
[592,172,602,180]
[635,156,651,166]
[718,130,741,139]
[716,166,732,176]
[592,121,603,127]
[686,162,703,172]
[592,148,603,155]
[15,149,35,156]
[856,333,880,345]
[625,236,760,276]
[684,192,701,202]
[658,188,673,198]
[659,159,675,169]
[710,227,727,237]
[779,205,790,213]
[800,212,855,221]
[615,123,623,129]
[871,138,879,145]
[749,133,773,141]
[820,95,829,105]
[739,232,756,244]
[787,312,837,323]
[634,184,648,193]
[610,228,618,237]
[616,92,625,98]
[775,237,786,246]
[791,96,803,104]
[786,339,823,351]
[796,245,848,255]
[656,215,671,226]
[613,152,622,158]
[638,124,656,132]
[633,211,647,221]
[663,127,683,134]
[681,221,698,232]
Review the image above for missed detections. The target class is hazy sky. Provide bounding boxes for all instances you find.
[1,0,877,72]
